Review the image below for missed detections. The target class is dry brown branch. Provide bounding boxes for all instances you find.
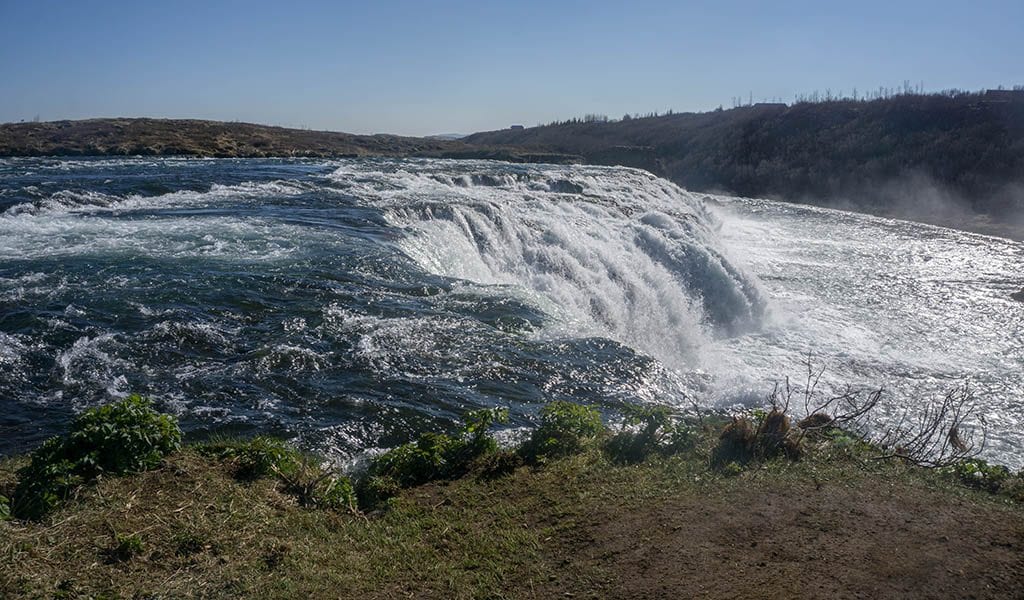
[870,384,986,467]
[770,356,985,468]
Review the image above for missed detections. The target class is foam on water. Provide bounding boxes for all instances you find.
[0,179,329,261]
[1,157,1021,468]
[327,160,766,370]
[708,197,1024,467]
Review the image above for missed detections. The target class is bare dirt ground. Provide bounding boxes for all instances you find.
[578,478,1023,599]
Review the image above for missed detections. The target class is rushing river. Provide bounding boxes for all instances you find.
[1,157,1021,468]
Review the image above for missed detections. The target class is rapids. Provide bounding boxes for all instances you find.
[1,157,1021,467]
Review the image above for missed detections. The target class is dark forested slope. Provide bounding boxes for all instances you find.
[4,97,1024,236]
[466,92,1024,221]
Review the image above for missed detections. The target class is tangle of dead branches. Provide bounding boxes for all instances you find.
[768,354,985,468]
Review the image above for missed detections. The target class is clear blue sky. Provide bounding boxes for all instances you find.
[1,0,1021,136]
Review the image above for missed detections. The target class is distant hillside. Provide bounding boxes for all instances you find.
[466,92,1024,234]
[0,118,470,158]
[0,118,583,167]
[4,101,1024,238]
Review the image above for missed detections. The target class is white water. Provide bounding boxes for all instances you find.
[710,197,1024,468]
[2,157,1021,467]
[328,160,1024,468]
[327,161,766,369]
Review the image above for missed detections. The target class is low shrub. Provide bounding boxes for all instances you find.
[358,408,509,507]
[358,475,402,509]
[370,432,469,489]
[462,407,508,456]
[475,449,524,480]
[208,436,304,481]
[310,475,357,511]
[13,395,181,520]
[756,409,801,460]
[711,407,808,470]
[282,467,357,512]
[604,404,697,464]
[202,436,357,511]
[0,494,10,521]
[519,401,604,463]
[946,458,1012,493]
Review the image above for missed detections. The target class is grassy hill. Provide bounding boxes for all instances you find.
[2,396,1022,599]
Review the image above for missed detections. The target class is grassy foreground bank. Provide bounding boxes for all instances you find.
[1,399,1023,599]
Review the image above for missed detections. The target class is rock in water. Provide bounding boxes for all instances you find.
[1012,288,1024,303]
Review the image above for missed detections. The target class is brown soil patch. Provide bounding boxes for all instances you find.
[572,478,1024,599]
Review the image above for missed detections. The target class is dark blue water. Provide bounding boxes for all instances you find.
[8,157,1019,468]
[2,157,763,459]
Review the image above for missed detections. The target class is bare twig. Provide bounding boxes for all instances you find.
[772,357,984,468]
[870,384,985,467]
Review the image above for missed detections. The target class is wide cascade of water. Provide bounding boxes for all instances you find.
[1,157,1021,468]
[328,161,766,368]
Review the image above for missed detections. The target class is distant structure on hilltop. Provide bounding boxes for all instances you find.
[509,125,524,130]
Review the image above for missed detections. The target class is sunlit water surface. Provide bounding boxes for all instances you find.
[1,158,1020,467]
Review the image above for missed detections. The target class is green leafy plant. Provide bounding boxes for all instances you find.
[358,407,509,507]
[358,475,401,509]
[370,432,466,488]
[946,458,1011,493]
[519,401,604,463]
[64,395,180,474]
[0,494,10,521]
[463,407,510,455]
[310,475,357,511]
[604,404,697,464]
[720,461,745,477]
[201,436,356,512]
[228,436,302,481]
[13,395,181,520]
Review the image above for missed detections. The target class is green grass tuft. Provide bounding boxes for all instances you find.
[199,436,304,481]
[107,533,144,563]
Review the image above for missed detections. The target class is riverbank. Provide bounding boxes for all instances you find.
[2,401,1022,599]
